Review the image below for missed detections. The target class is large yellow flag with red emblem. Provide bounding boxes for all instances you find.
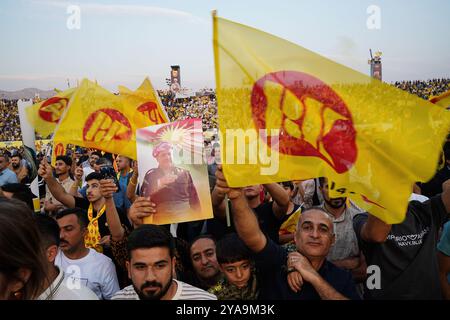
[26,88,76,136]
[52,79,154,161]
[213,15,450,223]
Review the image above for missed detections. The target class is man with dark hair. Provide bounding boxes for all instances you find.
[318,177,365,280]
[44,155,75,215]
[209,233,258,300]
[0,153,18,186]
[10,153,29,184]
[35,214,98,300]
[81,151,102,187]
[54,208,120,299]
[115,155,133,213]
[39,159,131,254]
[111,225,216,300]
[0,183,34,210]
[187,235,223,290]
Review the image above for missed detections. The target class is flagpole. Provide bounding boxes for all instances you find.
[17,99,40,212]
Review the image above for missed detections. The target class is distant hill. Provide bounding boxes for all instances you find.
[0,88,57,100]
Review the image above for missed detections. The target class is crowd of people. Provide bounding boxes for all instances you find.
[393,78,450,100]
[0,78,449,301]
[0,135,449,300]
[0,99,21,141]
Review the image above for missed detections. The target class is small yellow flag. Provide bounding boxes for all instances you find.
[26,88,76,136]
[119,77,169,124]
[52,79,153,161]
[213,15,450,223]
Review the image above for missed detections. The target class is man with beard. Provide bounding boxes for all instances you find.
[54,208,120,300]
[10,153,29,184]
[187,235,223,290]
[111,225,217,300]
[44,155,75,215]
[0,153,18,187]
[318,177,365,280]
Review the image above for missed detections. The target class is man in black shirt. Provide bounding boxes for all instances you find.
[211,178,290,243]
[38,159,130,253]
[214,165,359,300]
[353,180,450,299]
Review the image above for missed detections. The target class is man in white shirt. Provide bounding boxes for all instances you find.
[34,214,98,300]
[81,151,101,187]
[54,208,120,299]
[112,225,217,300]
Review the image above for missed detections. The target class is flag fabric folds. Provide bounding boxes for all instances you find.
[26,88,76,137]
[212,15,450,223]
[52,79,164,162]
[430,90,450,109]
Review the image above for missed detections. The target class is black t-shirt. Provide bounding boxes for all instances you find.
[206,200,288,243]
[253,201,288,244]
[353,195,449,300]
[254,239,360,300]
[74,197,131,238]
[419,166,450,198]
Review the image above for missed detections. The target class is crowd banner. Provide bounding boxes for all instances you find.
[212,13,450,224]
[18,99,40,212]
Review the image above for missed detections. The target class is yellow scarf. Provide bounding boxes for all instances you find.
[85,203,106,253]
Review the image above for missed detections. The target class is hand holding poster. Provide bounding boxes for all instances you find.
[136,119,213,225]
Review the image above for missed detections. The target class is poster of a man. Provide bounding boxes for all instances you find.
[141,141,200,214]
[136,119,213,225]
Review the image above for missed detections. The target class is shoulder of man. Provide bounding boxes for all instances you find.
[176,280,217,300]
[111,285,139,300]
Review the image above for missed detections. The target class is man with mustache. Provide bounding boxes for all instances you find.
[10,153,29,184]
[188,235,223,290]
[111,225,217,300]
[318,177,366,281]
[54,208,120,299]
[214,165,359,300]
[43,155,75,215]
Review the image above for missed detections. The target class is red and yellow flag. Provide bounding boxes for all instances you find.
[119,77,169,124]
[26,88,76,136]
[52,79,153,161]
[213,15,450,223]
[430,89,450,109]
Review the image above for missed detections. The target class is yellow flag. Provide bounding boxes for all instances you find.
[119,77,169,124]
[26,88,76,136]
[213,15,450,223]
[52,79,152,161]
[430,90,450,109]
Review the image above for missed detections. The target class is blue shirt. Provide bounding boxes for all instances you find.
[437,221,450,283]
[0,168,18,186]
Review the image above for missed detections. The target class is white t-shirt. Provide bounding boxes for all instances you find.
[82,166,95,187]
[37,268,99,300]
[55,248,120,300]
[111,279,217,300]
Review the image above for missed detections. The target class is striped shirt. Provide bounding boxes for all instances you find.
[111,279,217,300]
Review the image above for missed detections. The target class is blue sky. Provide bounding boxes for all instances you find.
[0,0,449,91]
